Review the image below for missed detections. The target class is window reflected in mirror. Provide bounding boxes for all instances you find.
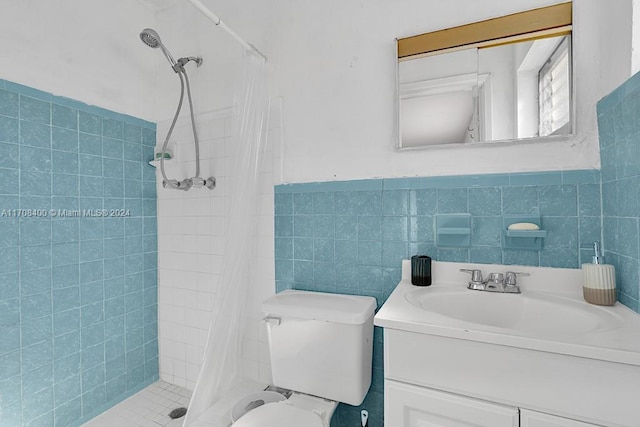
[538,36,571,137]
[476,34,572,142]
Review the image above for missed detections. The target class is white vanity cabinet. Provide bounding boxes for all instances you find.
[375,261,640,427]
[382,328,610,427]
[386,380,519,427]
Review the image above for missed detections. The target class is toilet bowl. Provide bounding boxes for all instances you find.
[233,392,337,427]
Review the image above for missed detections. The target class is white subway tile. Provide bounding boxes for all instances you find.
[186,362,201,385]
[195,217,213,236]
[172,359,186,381]
[181,271,199,291]
[185,344,203,364]
[196,311,212,332]
[173,375,187,388]
[210,119,225,140]
[184,308,199,329]
[196,292,213,312]
[159,355,173,376]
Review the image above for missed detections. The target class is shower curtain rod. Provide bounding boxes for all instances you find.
[186,0,267,60]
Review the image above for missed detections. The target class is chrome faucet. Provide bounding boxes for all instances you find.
[460,269,529,293]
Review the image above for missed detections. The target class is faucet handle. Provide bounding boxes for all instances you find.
[504,271,530,286]
[460,269,483,284]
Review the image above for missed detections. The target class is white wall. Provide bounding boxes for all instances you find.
[5,0,631,182]
[265,0,632,183]
[633,0,640,73]
[5,0,629,184]
[0,0,158,121]
[151,0,277,120]
[596,0,635,93]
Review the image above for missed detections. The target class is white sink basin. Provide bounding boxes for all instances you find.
[375,261,640,366]
[404,286,622,335]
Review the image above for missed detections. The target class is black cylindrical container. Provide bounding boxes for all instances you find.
[411,255,432,286]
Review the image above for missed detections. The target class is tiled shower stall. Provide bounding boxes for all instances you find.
[155,107,279,391]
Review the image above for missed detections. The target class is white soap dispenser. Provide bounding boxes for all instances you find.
[582,242,616,306]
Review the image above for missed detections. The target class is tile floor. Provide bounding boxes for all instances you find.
[81,378,268,427]
[82,381,192,427]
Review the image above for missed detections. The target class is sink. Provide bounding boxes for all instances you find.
[405,286,623,335]
[375,260,640,365]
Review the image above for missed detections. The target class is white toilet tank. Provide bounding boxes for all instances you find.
[262,290,376,406]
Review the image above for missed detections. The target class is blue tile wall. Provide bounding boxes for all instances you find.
[0,79,158,427]
[597,70,640,313]
[274,169,601,427]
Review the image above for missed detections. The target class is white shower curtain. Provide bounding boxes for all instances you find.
[183,49,271,425]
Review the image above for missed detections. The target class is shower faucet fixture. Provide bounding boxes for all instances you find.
[163,177,216,191]
[140,28,214,191]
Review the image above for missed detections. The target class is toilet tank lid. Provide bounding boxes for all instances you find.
[262,290,377,325]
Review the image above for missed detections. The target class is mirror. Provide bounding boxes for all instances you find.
[397,2,573,149]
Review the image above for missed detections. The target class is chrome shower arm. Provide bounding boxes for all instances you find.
[172,57,203,73]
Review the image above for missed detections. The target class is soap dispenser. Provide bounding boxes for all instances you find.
[582,242,616,306]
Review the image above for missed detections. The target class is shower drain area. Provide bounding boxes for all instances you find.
[82,381,192,427]
[169,407,188,419]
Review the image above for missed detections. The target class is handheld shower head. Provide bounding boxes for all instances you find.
[140,28,177,67]
[140,28,162,48]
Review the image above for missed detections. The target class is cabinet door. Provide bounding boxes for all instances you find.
[386,380,519,427]
[520,409,600,427]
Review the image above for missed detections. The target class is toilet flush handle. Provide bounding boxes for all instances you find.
[262,316,281,326]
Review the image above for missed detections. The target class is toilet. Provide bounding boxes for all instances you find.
[233,290,377,426]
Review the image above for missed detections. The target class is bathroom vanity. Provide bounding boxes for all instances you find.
[374,261,640,427]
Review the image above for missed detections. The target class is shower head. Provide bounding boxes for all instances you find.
[140,28,177,67]
[140,28,162,48]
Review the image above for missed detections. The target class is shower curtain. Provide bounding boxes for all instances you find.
[183,49,271,425]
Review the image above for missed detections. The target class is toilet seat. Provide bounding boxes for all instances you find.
[231,391,287,422]
[232,401,324,427]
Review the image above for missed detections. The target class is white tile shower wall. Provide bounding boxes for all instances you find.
[156,106,278,390]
